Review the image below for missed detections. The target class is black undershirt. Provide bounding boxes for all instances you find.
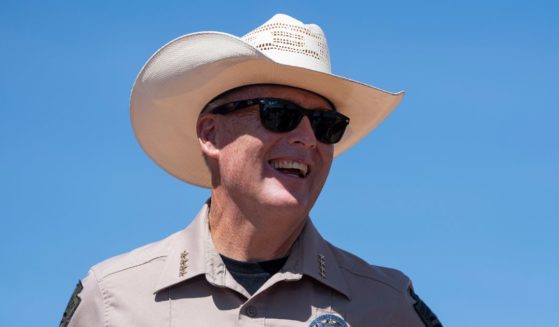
[220,255,288,295]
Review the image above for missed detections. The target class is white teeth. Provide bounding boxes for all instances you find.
[270,160,309,177]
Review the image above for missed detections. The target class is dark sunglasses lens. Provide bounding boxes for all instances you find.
[310,111,348,144]
[260,101,303,132]
[259,99,348,144]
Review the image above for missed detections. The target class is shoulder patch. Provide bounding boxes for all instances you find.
[409,288,443,327]
[60,281,83,327]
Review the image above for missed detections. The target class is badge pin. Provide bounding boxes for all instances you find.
[310,314,347,327]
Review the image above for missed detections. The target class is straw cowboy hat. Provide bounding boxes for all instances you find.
[130,14,404,188]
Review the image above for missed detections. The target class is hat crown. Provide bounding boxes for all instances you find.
[241,14,331,74]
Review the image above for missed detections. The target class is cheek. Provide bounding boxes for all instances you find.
[220,135,267,174]
[215,113,264,145]
[215,123,240,146]
[217,137,269,192]
[319,145,334,169]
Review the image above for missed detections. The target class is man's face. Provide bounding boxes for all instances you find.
[201,85,335,220]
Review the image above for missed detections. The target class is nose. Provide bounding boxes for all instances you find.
[288,116,317,149]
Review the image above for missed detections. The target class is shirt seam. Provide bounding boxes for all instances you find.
[98,255,167,280]
[338,265,404,295]
[390,283,409,326]
[90,268,110,327]
[167,288,172,327]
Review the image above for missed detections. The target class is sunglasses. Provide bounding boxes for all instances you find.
[209,98,350,144]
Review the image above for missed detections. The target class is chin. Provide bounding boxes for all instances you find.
[259,182,316,213]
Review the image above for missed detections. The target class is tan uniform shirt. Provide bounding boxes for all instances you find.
[64,204,438,326]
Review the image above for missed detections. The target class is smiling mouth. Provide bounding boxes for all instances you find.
[269,159,310,178]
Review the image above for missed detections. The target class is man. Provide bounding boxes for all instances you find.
[61,14,442,327]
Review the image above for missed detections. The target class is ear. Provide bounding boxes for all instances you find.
[197,114,220,159]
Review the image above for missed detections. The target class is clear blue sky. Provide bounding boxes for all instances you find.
[1,1,558,326]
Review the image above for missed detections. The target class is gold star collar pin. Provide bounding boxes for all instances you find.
[179,250,189,277]
[318,254,327,279]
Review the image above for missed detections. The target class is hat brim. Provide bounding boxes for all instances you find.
[131,32,404,188]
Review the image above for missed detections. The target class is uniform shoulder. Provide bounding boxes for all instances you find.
[89,229,184,280]
[328,242,411,294]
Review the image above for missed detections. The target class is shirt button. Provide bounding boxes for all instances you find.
[245,305,258,318]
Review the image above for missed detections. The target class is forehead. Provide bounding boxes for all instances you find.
[211,84,334,110]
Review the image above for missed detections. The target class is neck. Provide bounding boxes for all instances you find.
[208,191,307,262]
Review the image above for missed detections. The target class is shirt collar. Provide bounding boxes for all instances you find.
[280,219,351,299]
[154,204,212,294]
[154,203,351,300]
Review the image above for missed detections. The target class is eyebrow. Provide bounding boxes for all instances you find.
[201,84,336,113]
